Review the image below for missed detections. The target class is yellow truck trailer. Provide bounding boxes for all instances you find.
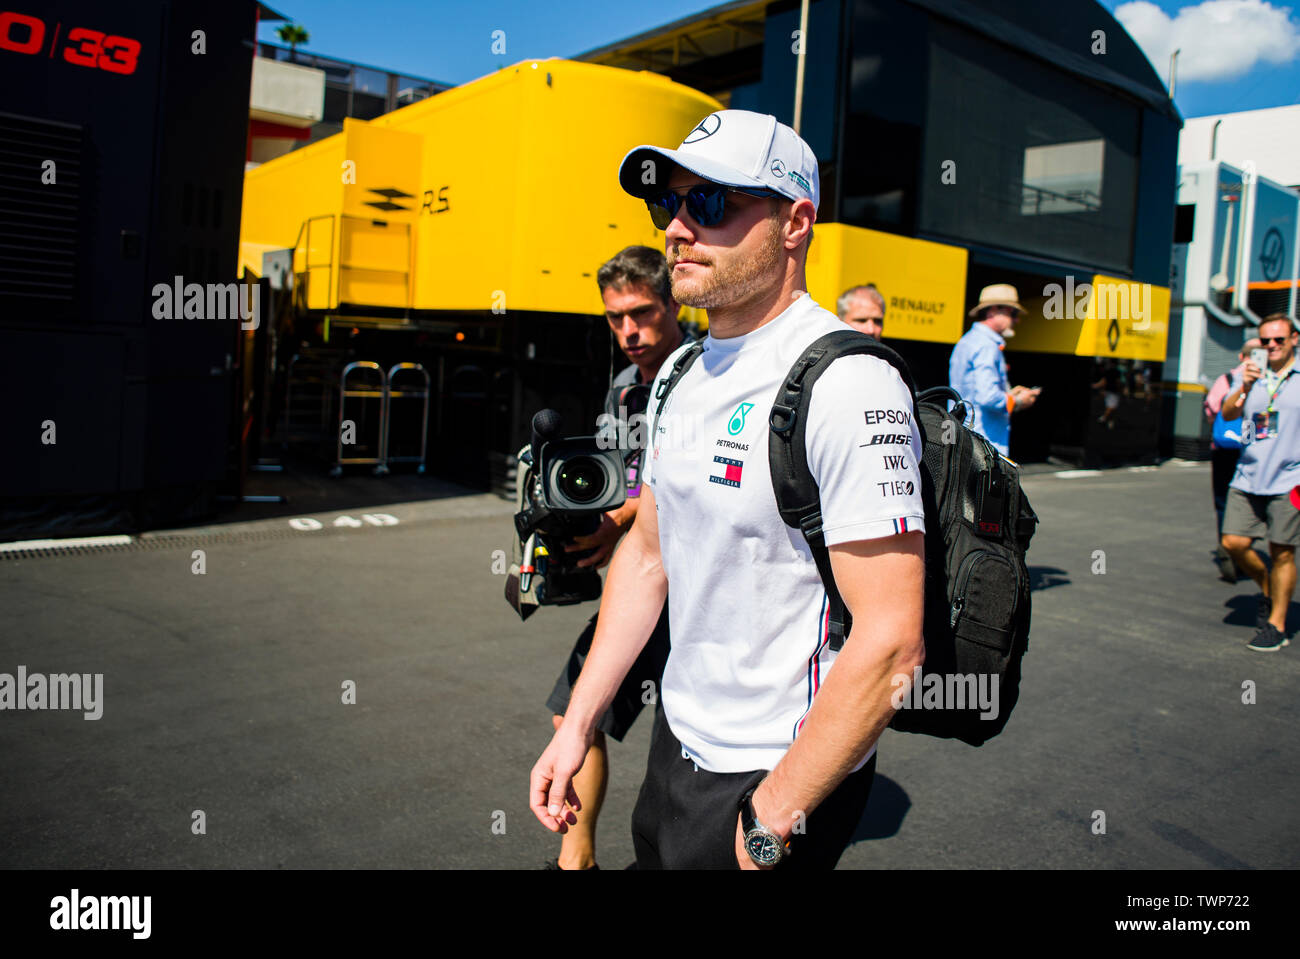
[240,59,724,488]
[238,58,1170,485]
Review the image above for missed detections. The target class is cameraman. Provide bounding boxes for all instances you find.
[542,246,691,869]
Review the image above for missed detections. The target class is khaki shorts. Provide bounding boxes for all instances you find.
[1222,487,1300,546]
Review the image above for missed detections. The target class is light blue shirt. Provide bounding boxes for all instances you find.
[949,322,1010,455]
[1229,364,1300,496]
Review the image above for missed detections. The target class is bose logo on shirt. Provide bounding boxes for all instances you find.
[865,433,911,446]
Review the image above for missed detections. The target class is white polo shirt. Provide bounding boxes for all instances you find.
[643,292,925,773]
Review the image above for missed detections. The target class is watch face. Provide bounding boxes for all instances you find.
[746,830,783,867]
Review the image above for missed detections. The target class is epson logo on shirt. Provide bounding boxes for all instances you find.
[864,409,911,426]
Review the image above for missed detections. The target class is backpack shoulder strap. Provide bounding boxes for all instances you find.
[769,329,917,651]
[651,340,705,439]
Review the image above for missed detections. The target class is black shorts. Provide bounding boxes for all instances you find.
[631,705,877,870]
[545,602,670,742]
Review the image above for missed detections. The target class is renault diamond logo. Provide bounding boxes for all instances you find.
[363,187,414,212]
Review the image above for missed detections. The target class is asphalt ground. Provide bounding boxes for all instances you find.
[1,459,1297,870]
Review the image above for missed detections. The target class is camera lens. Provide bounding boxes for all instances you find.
[558,457,607,504]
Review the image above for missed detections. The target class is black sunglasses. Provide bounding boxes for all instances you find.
[1261,336,1292,345]
[645,184,781,230]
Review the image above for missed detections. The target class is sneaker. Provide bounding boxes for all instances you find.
[1247,623,1290,652]
[542,857,599,870]
[1256,594,1272,630]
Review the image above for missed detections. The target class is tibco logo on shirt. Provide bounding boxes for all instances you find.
[878,480,915,496]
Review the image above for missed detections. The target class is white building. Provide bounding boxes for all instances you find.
[1179,105,1300,190]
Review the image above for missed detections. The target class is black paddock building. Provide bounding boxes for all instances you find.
[580,0,1181,466]
[0,0,263,536]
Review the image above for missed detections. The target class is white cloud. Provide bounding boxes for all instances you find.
[1115,0,1300,83]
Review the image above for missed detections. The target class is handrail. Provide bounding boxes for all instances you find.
[1232,165,1270,329]
[1290,207,1300,325]
[1174,296,1245,328]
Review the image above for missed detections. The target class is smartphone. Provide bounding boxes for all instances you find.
[1251,348,1269,371]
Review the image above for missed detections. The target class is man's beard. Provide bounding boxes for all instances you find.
[669,216,783,310]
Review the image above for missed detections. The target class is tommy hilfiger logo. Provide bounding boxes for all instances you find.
[709,456,743,487]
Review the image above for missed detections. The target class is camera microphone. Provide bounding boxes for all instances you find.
[531,408,564,458]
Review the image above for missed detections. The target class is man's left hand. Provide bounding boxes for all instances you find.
[734,785,782,870]
[735,812,763,870]
[565,505,633,568]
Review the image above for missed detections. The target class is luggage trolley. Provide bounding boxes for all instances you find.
[384,363,431,473]
[332,361,388,476]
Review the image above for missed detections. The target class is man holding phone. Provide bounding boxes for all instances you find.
[1219,314,1300,651]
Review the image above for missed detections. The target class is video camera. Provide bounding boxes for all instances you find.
[503,407,632,621]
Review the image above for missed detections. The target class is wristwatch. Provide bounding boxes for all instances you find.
[739,784,791,867]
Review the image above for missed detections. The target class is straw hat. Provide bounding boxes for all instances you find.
[968,283,1025,319]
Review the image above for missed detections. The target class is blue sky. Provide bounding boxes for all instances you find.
[258,0,1300,119]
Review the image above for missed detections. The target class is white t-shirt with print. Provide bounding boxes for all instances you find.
[642,292,926,773]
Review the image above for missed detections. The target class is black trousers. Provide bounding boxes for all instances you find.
[631,704,877,870]
[1212,446,1242,531]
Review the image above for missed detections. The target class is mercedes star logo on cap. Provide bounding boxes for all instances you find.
[683,113,721,144]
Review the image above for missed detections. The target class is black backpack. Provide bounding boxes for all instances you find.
[652,330,1037,746]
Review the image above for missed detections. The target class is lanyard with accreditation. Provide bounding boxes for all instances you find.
[1251,366,1295,442]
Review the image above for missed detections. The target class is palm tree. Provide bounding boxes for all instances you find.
[276,23,309,62]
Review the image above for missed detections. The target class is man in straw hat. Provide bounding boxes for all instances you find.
[948,283,1040,456]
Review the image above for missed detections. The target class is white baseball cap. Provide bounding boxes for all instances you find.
[618,110,820,211]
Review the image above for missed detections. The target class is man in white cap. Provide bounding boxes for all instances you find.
[529,110,926,869]
[948,284,1040,456]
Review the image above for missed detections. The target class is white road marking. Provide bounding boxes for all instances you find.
[0,535,134,553]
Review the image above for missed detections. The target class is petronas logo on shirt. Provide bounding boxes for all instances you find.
[727,402,755,436]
